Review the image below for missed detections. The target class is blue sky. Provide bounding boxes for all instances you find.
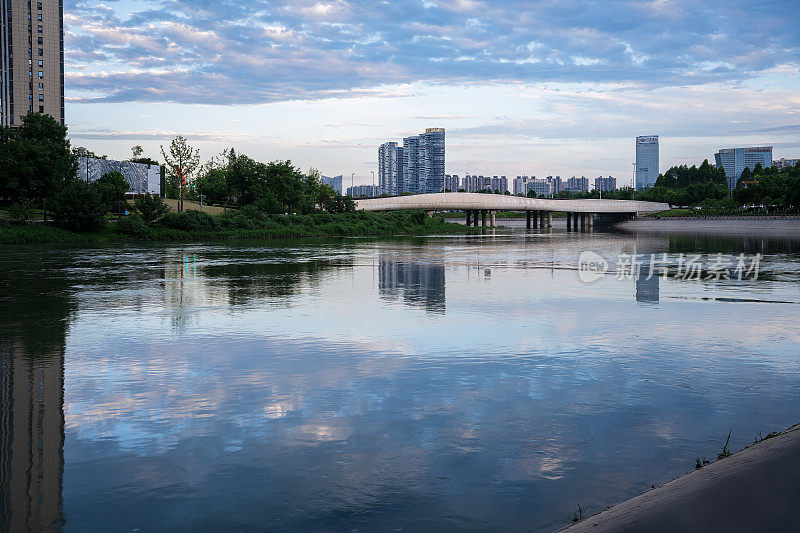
[64,0,800,186]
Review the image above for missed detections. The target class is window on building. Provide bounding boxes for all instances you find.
[29,94,33,100]
[37,14,42,21]
[38,71,43,78]
[38,60,43,66]
[37,2,42,9]
[38,82,43,89]
[38,25,43,33]
[38,48,43,56]
[39,105,44,113]
[38,37,43,44]
[38,94,44,101]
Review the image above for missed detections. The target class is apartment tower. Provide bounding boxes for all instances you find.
[0,0,65,126]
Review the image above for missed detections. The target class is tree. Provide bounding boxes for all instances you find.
[0,114,78,218]
[72,146,105,159]
[161,136,200,211]
[94,171,130,213]
[50,180,107,231]
[194,168,228,205]
[134,194,170,222]
[131,145,144,158]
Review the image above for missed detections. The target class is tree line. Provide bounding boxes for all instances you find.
[0,114,355,231]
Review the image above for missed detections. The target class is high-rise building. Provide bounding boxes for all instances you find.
[565,176,589,193]
[595,176,616,192]
[775,157,798,169]
[445,174,460,191]
[419,128,445,194]
[636,136,659,189]
[714,146,773,192]
[346,184,380,197]
[380,128,445,195]
[401,135,420,194]
[378,142,402,195]
[1,0,65,126]
[321,175,343,194]
[513,175,533,195]
[525,178,552,197]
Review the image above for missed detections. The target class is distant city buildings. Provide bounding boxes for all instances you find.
[445,175,460,191]
[714,146,773,192]
[595,176,617,192]
[320,175,343,195]
[774,157,799,169]
[379,128,445,195]
[636,135,659,190]
[565,176,590,193]
[346,184,380,197]
[451,174,508,193]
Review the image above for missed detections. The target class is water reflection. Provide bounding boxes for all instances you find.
[378,252,446,313]
[0,260,69,532]
[635,269,660,304]
[0,230,799,532]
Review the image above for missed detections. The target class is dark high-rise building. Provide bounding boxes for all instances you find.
[419,128,445,194]
[1,0,65,126]
[635,135,659,189]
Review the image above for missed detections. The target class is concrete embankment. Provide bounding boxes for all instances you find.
[561,423,800,532]
[618,217,800,238]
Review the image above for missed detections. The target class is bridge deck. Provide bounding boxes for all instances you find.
[355,192,668,214]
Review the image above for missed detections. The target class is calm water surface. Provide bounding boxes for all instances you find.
[2,226,800,532]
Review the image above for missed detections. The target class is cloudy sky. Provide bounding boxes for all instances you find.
[65,0,800,186]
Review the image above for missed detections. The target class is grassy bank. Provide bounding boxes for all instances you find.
[0,210,475,245]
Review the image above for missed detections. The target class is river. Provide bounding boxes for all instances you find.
[2,224,800,531]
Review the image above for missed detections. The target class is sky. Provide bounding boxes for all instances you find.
[64,0,800,187]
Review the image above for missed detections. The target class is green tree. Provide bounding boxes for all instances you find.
[0,114,77,213]
[161,136,200,209]
[134,194,170,222]
[94,171,129,211]
[195,168,228,205]
[131,145,144,158]
[50,180,107,231]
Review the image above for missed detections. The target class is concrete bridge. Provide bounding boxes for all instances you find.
[355,192,669,229]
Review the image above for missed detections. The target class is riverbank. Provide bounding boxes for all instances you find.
[0,210,474,245]
[617,217,800,238]
[563,423,800,532]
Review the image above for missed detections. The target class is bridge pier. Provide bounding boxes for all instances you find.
[481,210,487,227]
[580,213,586,230]
[566,212,572,231]
[547,212,553,228]
[539,211,545,228]
[473,210,480,227]
[526,211,532,229]
[587,213,594,229]
[466,211,471,226]
[490,211,496,228]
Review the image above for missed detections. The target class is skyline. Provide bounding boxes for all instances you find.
[62,0,800,186]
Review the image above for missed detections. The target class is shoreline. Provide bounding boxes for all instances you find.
[562,423,800,532]
[0,213,475,246]
[617,217,800,238]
